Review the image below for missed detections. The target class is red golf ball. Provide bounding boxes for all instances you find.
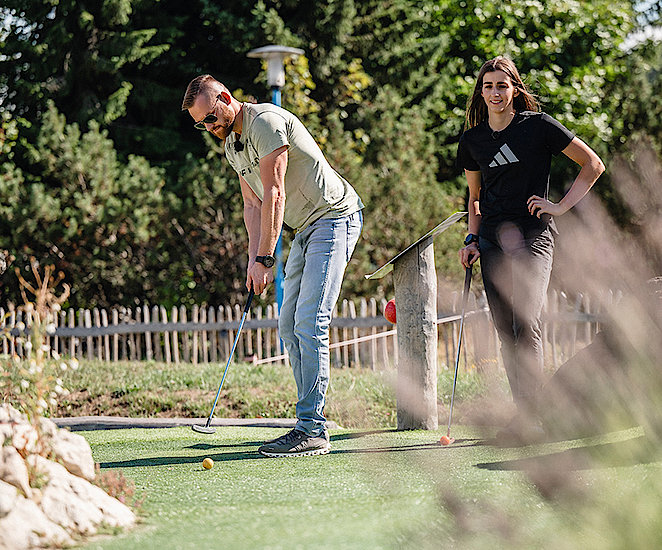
[384,299,397,324]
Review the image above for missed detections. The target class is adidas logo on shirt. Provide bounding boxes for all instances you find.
[489,144,520,168]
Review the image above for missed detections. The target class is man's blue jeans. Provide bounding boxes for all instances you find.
[278,211,363,436]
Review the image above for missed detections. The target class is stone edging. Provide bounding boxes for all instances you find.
[53,416,340,431]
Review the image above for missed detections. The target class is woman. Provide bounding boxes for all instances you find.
[457,56,605,439]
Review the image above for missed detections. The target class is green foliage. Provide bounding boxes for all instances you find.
[610,39,662,152]
[0,0,169,126]
[165,149,249,306]
[0,103,169,306]
[354,0,635,188]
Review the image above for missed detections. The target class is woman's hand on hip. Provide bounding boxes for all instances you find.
[527,195,566,218]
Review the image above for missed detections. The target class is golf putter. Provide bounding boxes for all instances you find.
[192,287,255,434]
[442,265,473,445]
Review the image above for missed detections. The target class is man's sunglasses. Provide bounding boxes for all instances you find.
[194,95,222,130]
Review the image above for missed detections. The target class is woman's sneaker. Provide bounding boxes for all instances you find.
[258,429,330,457]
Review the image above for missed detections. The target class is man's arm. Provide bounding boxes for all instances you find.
[244,145,288,294]
[239,175,262,260]
[257,145,288,258]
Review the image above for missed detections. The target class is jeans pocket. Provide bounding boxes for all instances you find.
[345,212,363,262]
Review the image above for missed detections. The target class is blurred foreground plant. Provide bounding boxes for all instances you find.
[1,258,77,421]
[94,469,145,512]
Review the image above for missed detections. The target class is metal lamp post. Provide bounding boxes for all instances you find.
[247,45,304,314]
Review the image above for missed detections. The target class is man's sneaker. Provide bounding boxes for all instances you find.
[258,428,330,457]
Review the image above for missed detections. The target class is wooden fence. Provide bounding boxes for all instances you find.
[1,289,618,370]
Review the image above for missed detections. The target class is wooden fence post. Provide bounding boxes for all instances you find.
[93,308,102,361]
[368,298,378,370]
[161,305,171,364]
[393,237,438,430]
[112,309,119,362]
[180,305,190,363]
[224,305,233,363]
[192,305,199,365]
[349,300,360,367]
[171,306,180,364]
[209,306,218,363]
[218,306,228,360]
[200,306,208,364]
[143,305,153,361]
[77,309,85,360]
[255,305,263,363]
[134,307,142,361]
[151,306,161,362]
[101,309,110,361]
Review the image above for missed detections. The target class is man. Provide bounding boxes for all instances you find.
[182,75,363,457]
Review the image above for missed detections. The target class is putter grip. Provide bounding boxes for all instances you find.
[244,288,255,313]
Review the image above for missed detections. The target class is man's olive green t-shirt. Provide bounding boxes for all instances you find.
[224,103,364,231]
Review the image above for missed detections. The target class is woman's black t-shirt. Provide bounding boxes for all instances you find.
[457,111,574,241]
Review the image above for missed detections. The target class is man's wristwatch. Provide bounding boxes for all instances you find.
[255,255,276,268]
[464,234,479,246]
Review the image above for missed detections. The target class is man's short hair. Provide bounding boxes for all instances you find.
[181,75,227,111]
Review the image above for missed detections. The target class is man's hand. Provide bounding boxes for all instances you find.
[247,260,274,295]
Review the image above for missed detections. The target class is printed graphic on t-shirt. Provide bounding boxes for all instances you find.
[489,143,520,168]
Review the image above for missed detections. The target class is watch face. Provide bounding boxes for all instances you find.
[258,255,275,268]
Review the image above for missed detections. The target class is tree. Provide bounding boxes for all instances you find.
[0,103,169,307]
[0,0,168,127]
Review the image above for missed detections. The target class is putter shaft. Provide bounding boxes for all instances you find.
[193,288,255,434]
[446,266,472,436]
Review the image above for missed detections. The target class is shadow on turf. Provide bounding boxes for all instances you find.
[185,442,263,450]
[100,450,262,469]
[330,438,485,455]
[99,434,487,469]
[330,429,397,440]
[476,435,662,472]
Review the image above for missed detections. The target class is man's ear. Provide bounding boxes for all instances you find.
[220,91,232,104]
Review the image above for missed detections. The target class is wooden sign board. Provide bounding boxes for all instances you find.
[364,211,467,280]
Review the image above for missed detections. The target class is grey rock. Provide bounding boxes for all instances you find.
[0,446,31,498]
[0,494,72,550]
[30,455,136,535]
[0,479,18,518]
[50,428,95,481]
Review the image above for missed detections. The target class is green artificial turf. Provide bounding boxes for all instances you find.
[79,425,662,550]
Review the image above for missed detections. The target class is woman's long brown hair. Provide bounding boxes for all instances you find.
[465,56,539,129]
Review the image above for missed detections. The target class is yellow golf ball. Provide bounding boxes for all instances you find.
[202,457,214,470]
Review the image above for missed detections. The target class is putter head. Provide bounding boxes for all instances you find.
[191,424,216,435]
